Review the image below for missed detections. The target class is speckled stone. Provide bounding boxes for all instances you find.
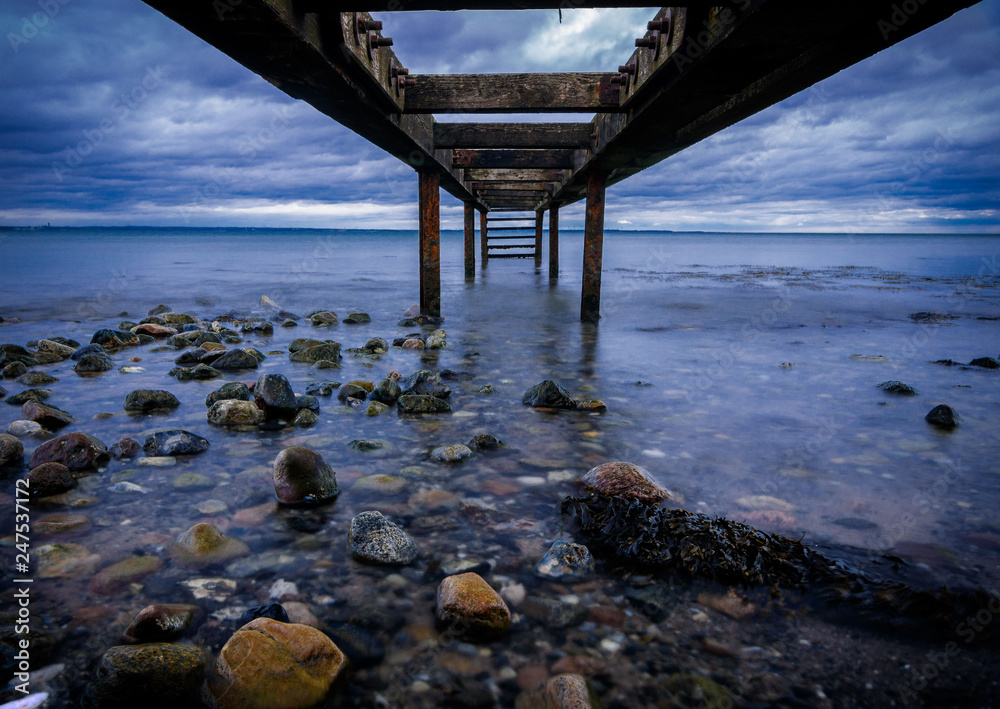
[0,432,24,467]
[431,444,472,463]
[28,432,108,471]
[348,511,418,565]
[535,541,594,581]
[436,572,511,636]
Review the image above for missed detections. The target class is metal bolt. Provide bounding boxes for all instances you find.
[391,66,409,79]
[357,18,383,32]
[618,61,637,75]
[402,77,417,88]
[647,19,670,33]
[635,33,658,49]
[370,34,394,48]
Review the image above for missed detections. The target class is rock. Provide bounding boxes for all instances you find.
[2,361,29,379]
[363,337,388,354]
[272,446,339,506]
[16,371,59,386]
[397,394,452,414]
[877,380,917,395]
[163,313,198,325]
[173,472,214,490]
[344,311,371,324]
[169,363,220,381]
[169,523,249,567]
[110,437,141,459]
[133,323,177,338]
[535,541,594,581]
[88,556,163,594]
[212,348,261,370]
[90,329,139,349]
[74,353,115,373]
[969,357,1000,369]
[25,462,76,498]
[580,461,671,504]
[336,383,369,403]
[82,643,206,709]
[325,623,384,668]
[20,400,75,429]
[0,433,24,468]
[148,304,172,316]
[208,400,265,426]
[6,420,44,438]
[35,513,92,538]
[122,604,201,644]
[401,338,424,350]
[348,510,418,565]
[29,432,108,471]
[400,369,451,399]
[292,409,319,427]
[364,401,390,417]
[523,596,589,629]
[0,383,5,399]
[926,404,959,430]
[309,310,339,326]
[519,674,598,709]
[370,377,402,405]
[436,572,511,637]
[254,373,298,419]
[305,380,340,397]
[478,384,497,395]
[431,444,472,463]
[36,541,100,578]
[70,344,106,361]
[205,382,253,407]
[203,618,347,709]
[124,390,181,413]
[468,434,503,451]
[143,430,210,456]
[239,603,289,626]
[351,474,407,495]
[523,380,576,409]
[6,388,52,405]
[241,320,273,336]
[296,394,320,413]
[35,339,77,359]
[577,400,607,412]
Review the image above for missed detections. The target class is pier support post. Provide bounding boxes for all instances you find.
[418,171,441,317]
[464,201,475,280]
[480,210,488,267]
[549,205,559,279]
[581,172,607,322]
[534,209,544,268]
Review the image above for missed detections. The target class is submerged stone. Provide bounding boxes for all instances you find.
[522,380,576,409]
[143,429,210,456]
[535,541,594,581]
[29,432,108,471]
[877,380,917,395]
[123,389,180,413]
[122,604,201,644]
[397,394,451,414]
[272,446,339,506]
[169,523,249,567]
[436,572,511,637]
[348,510,418,565]
[88,556,163,594]
[925,404,959,430]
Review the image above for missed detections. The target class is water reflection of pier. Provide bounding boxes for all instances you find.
[142,0,979,320]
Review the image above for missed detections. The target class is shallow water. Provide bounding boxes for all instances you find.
[2,228,1000,707]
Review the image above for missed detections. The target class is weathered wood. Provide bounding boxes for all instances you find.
[471,181,557,192]
[480,209,488,266]
[297,1,717,10]
[405,74,619,113]
[464,201,475,280]
[581,173,607,323]
[488,226,535,231]
[453,149,576,169]
[435,123,594,149]
[479,190,550,199]
[549,205,559,280]
[534,210,544,267]
[486,216,536,221]
[419,171,441,317]
[466,169,566,182]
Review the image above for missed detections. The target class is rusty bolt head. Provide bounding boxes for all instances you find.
[357,18,383,32]
[647,19,670,33]
[391,65,409,78]
[370,35,394,48]
[635,34,658,49]
[618,61,637,75]
[402,77,417,88]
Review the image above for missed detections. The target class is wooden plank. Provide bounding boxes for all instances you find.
[471,181,557,192]
[298,1,715,10]
[405,73,620,113]
[487,235,538,240]
[486,217,537,221]
[419,172,441,317]
[435,123,593,149]
[488,254,537,259]
[480,191,550,199]
[466,169,566,182]
[453,149,576,169]
[581,172,606,323]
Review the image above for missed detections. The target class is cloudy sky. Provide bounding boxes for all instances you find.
[0,1,997,232]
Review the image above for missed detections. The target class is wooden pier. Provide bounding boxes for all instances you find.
[143,0,980,320]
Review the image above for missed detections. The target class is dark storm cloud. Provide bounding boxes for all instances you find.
[0,0,996,230]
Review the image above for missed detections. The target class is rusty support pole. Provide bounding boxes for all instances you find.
[581,172,607,322]
[418,171,441,317]
[480,209,488,267]
[464,201,475,280]
[549,204,559,279]
[534,210,544,267]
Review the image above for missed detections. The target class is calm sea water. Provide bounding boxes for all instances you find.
[2,227,1000,705]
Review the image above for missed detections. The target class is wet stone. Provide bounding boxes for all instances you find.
[523,596,588,629]
[364,401,390,416]
[255,373,298,420]
[208,400,265,426]
[170,363,220,381]
[6,420,43,438]
[122,604,201,644]
[205,382,253,407]
[29,432,108,471]
[1,361,29,379]
[325,623,385,668]
[436,572,511,637]
[348,510,418,565]
[20,400,75,429]
[82,643,206,709]
[204,618,347,709]
[123,389,180,413]
[337,383,369,402]
[401,369,451,399]
[969,357,1000,369]
[535,541,594,581]
[169,523,249,567]
[212,348,261,370]
[70,343,106,361]
[431,444,473,463]
[88,556,163,595]
[6,388,52,405]
[468,433,503,451]
[272,446,339,506]
[877,380,917,395]
[309,310,339,325]
[110,437,141,459]
[143,429,210,456]
[348,439,383,452]
[74,353,115,373]
[289,342,341,363]
[397,394,451,414]
[240,603,290,626]
[370,377,402,405]
[173,472,215,490]
[305,380,341,397]
[16,371,58,386]
[34,513,92,538]
[926,404,960,429]
[580,461,671,504]
[523,379,577,409]
[344,311,371,324]
[90,328,140,349]
[351,474,408,495]
[293,409,319,427]
[26,462,76,498]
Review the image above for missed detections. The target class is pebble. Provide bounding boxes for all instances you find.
[272,446,340,506]
[925,404,960,429]
[436,572,511,637]
[348,510,419,565]
[136,456,177,467]
[535,541,595,581]
[431,443,473,463]
[169,523,249,567]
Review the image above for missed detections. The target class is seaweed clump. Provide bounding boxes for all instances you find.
[562,492,1000,643]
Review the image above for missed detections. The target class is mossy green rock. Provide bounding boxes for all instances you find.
[89,556,163,594]
[169,523,249,567]
[82,643,207,709]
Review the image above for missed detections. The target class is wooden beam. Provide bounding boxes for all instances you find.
[534,210,544,267]
[480,209,488,266]
[581,172,607,323]
[419,171,441,317]
[549,205,559,280]
[464,201,475,280]
[479,190,550,199]
[298,2,719,10]
[405,73,620,113]
[453,149,576,170]
[466,169,566,182]
[435,123,594,149]
[471,181,557,192]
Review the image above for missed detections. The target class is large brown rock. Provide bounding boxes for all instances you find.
[82,643,207,709]
[26,462,76,498]
[0,432,24,468]
[122,604,201,644]
[272,446,339,506]
[28,432,108,471]
[436,572,511,637]
[20,399,75,429]
[580,461,670,504]
[203,618,347,709]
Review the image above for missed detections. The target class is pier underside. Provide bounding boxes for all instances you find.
[143,0,981,319]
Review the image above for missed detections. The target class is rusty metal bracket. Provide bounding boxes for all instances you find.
[598,75,621,106]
